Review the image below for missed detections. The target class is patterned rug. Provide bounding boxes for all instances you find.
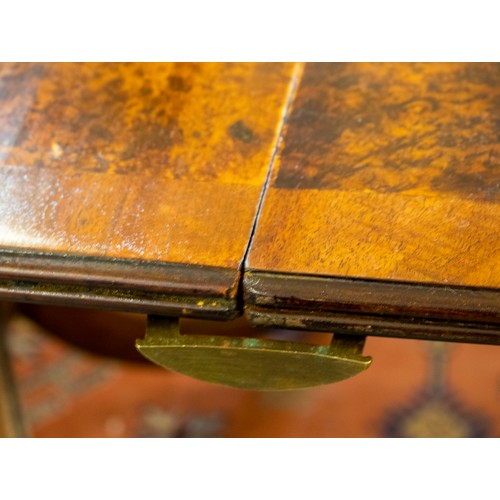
[6,314,500,438]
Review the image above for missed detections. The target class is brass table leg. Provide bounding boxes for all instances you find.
[0,306,25,437]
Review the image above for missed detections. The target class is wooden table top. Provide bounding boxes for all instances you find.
[245,63,500,344]
[0,62,498,344]
[0,62,298,318]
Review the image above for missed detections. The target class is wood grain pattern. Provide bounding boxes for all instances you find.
[248,63,500,287]
[274,63,499,200]
[248,188,500,286]
[0,63,298,317]
[246,63,500,341]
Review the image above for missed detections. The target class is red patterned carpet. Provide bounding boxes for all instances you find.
[6,314,500,438]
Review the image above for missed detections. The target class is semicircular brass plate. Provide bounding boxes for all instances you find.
[136,316,372,390]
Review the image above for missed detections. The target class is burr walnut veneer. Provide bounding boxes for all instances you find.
[0,63,298,319]
[246,63,500,344]
[0,62,498,358]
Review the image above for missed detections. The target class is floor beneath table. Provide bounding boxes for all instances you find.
[6,314,500,438]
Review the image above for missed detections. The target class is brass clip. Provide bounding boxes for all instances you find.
[136,316,371,390]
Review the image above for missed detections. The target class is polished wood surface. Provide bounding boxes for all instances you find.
[248,63,500,286]
[0,63,298,317]
[246,63,500,342]
[1,62,498,343]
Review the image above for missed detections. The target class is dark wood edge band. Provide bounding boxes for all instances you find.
[246,306,500,345]
[0,279,238,320]
[244,271,500,326]
[0,248,240,296]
